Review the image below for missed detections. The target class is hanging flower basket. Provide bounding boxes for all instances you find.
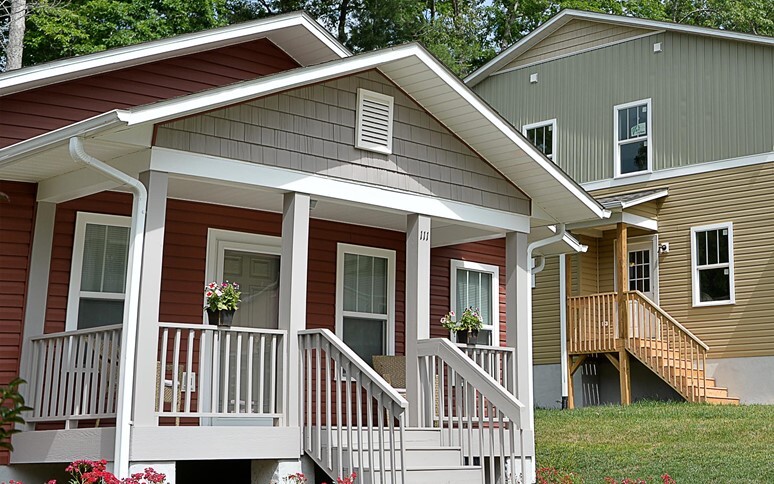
[204,281,241,327]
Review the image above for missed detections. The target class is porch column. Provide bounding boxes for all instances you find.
[278,192,309,429]
[505,231,535,479]
[132,171,169,426]
[405,214,431,427]
[18,201,56,426]
[615,222,632,405]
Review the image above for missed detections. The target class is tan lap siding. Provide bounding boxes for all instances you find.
[592,162,774,358]
[0,181,36,464]
[532,256,561,364]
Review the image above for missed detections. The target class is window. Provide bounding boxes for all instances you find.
[614,99,652,177]
[523,119,556,161]
[691,223,735,306]
[336,244,396,364]
[355,88,394,155]
[450,260,499,346]
[66,213,131,330]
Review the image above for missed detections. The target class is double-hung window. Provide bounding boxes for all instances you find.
[614,99,652,177]
[66,213,131,330]
[450,260,499,346]
[523,119,556,161]
[691,223,735,306]
[336,244,395,365]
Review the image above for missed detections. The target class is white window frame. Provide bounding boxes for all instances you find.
[522,118,557,161]
[355,88,394,155]
[690,222,735,307]
[66,212,132,331]
[449,259,500,347]
[335,243,396,356]
[614,98,652,178]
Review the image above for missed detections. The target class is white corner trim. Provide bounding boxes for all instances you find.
[150,147,531,233]
[690,222,736,307]
[334,243,397,355]
[582,151,774,191]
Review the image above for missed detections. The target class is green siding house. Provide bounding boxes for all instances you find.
[468,9,774,407]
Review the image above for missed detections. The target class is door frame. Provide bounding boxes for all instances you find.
[614,234,660,304]
[204,228,281,324]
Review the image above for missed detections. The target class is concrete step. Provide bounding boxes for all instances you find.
[356,465,483,483]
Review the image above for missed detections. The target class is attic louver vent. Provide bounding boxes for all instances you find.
[355,88,394,154]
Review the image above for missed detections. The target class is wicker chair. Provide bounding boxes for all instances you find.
[372,355,440,424]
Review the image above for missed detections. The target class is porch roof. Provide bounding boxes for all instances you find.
[0,43,608,227]
[596,188,668,210]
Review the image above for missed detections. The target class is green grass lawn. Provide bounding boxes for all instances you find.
[535,401,774,483]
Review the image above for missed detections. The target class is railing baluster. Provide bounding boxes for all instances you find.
[498,409,506,484]
[365,381,375,484]
[487,400,496,484]
[270,334,278,415]
[315,334,322,461]
[345,359,354,478]
[247,334,254,414]
[185,329,194,414]
[235,332,243,414]
[335,350,343,479]
[324,341,333,471]
[259,334,266,414]
[222,331,230,413]
[197,329,207,414]
[355,369,365,484]
[377,392,386,484]
[172,329,182,415]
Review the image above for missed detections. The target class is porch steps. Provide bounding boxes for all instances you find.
[312,427,485,483]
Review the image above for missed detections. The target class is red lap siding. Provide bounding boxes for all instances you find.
[0,39,299,148]
[46,196,508,357]
[0,181,36,464]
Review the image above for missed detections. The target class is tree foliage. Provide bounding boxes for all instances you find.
[0,378,32,451]
[2,0,772,75]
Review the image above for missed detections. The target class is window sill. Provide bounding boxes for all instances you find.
[692,299,735,308]
[614,169,652,180]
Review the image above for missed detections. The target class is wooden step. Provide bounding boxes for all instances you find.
[706,395,740,405]
[689,385,730,398]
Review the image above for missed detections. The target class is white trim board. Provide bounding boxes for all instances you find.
[583,151,774,192]
[690,222,735,307]
[0,12,349,96]
[449,259,500,347]
[522,119,557,162]
[150,147,531,233]
[613,98,652,179]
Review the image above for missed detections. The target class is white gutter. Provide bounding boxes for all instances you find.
[69,137,146,478]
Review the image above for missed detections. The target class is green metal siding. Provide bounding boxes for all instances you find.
[474,31,774,184]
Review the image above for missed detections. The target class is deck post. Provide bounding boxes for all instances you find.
[279,192,310,429]
[132,171,169,427]
[18,201,56,429]
[615,222,631,405]
[405,214,431,427]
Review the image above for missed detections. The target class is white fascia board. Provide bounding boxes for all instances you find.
[151,146,531,233]
[405,49,608,223]
[0,111,126,167]
[0,12,349,96]
[567,211,657,232]
[619,189,669,208]
[584,152,774,191]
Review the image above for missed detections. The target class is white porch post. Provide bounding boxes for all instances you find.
[18,201,56,427]
[131,171,169,427]
[278,192,309,429]
[505,231,535,480]
[405,214,431,427]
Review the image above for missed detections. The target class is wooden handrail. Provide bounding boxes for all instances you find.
[625,291,709,351]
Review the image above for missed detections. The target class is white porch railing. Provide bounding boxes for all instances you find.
[299,329,408,484]
[418,338,527,484]
[156,323,286,422]
[458,344,516,393]
[28,325,122,425]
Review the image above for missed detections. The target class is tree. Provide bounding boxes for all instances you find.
[2,0,28,70]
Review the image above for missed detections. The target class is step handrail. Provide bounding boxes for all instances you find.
[626,291,709,351]
[417,337,527,483]
[299,328,407,484]
[299,329,408,408]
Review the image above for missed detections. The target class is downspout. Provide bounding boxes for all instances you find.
[559,255,568,409]
[526,224,566,410]
[69,137,146,478]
